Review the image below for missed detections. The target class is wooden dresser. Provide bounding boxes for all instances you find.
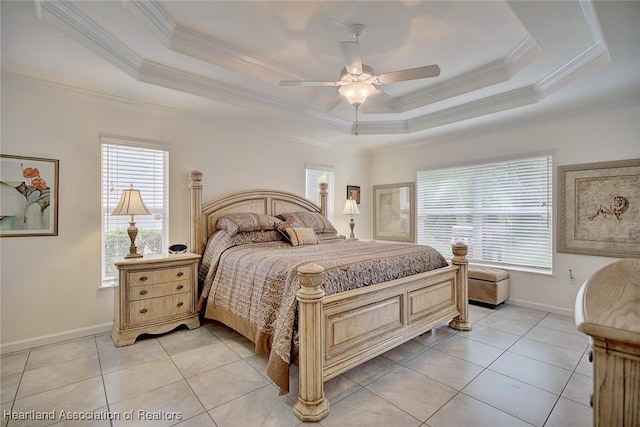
[575,259,640,427]
[111,252,201,346]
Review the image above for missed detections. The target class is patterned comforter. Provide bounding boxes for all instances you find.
[198,231,448,392]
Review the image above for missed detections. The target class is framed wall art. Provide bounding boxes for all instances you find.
[558,158,639,257]
[347,185,361,204]
[0,154,59,237]
[373,182,415,242]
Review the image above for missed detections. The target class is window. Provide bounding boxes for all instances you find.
[305,164,334,221]
[101,136,169,284]
[417,153,552,271]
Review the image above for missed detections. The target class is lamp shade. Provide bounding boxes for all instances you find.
[339,82,375,106]
[111,185,151,216]
[342,198,361,216]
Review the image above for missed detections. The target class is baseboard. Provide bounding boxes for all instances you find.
[0,322,112,355]
[0,299,573,354]
[506,298,574,317]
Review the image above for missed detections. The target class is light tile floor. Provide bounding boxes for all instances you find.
[1,303,594,427]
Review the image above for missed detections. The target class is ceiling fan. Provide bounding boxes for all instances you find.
[279,24,441,134]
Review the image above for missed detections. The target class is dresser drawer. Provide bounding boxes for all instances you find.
[129,292,192,325]
[129,280,190,301]
[129,265,191,285]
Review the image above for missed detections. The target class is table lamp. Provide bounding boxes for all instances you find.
[111,184,151,258]
[342,197,361,239]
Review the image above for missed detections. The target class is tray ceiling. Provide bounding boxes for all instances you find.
[2,1,638,149]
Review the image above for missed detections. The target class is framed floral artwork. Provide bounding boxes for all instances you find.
[0,154,59,237]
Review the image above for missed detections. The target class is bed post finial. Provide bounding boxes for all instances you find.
[449,243,472,331]
[294,263,330,421]
[319,182,328,218]
[188,171,204,255]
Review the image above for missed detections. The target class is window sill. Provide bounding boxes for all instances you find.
[468,262,552,276]
[99,282,117,290]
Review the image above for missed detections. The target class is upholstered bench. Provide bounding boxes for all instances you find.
[468,266,510,307]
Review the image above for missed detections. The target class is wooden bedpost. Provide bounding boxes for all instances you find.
[320,182,329,218]
[188,171,204,255]
[449,243,472,331]
[294,263,330,422]
[319,182,328,218]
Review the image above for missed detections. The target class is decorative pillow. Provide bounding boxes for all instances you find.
[316,232,344,241]
[282,227,319,246]
[277,211,338,235]
[216,213,283,236]
[231,230,283,245]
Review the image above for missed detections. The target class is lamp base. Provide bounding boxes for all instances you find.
[125,221,143,259]
[348,218,357,240]
[125,253,143,259]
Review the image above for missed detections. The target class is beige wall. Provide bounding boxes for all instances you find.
[0,74,370,351]
[370,97,640,314]
[2,71,638,352]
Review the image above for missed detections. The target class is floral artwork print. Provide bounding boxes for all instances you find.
[0,155,58,236]
[12,165,51,217]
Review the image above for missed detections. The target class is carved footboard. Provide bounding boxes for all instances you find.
[294,243,470,422]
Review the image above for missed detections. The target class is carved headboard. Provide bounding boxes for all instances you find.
[188,171,328,255]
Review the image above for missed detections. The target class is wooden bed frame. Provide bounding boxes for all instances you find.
[188,171,471,421]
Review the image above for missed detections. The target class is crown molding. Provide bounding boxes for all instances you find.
[39,0,141,77]
[36,0,611,138]
[38,1,321,118]
[536,42,610,97]
[365,36,541,114]
[122,0,174,43]
[129,0,544,117]
[356,86,540,135]
[124,0,303,84]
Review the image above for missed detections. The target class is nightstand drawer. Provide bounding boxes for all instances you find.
[112,252,201,347]
[129,292,192,325]
[129,265,191,285]
[130,280,191,301]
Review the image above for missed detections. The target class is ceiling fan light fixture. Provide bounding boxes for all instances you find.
[339,81,375,106]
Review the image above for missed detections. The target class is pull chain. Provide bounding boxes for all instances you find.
[354,105,359,136]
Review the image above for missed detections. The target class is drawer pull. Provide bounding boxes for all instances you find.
[139,276,148,282]
[176,285,184,290]
[177,272,184,277]
[588,350,593,363]
[139,308,148,314]
[177,302,184,307]
[139,290,148,296]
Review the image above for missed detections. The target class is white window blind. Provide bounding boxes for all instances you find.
[305,164,334,221]
[417,154,552,271]
[101,138,169,283]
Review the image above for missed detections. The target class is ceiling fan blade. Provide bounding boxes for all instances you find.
[369,88,400,110]
[340,41,363,75]
[377,64,441,84]
[279,80,339,87]
[321,96,343,113]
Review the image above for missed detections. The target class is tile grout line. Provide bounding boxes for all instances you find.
[451,311,545,426]
[3,349,30,427]
[2,307,591,427]
[93,334,115,427]
[424,310,571,426]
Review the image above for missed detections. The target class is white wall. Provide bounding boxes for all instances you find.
[0,74,370,351]
[370,98,640,314]
[2,71,638,351]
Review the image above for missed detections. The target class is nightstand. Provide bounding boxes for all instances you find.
[111,252,201,347]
